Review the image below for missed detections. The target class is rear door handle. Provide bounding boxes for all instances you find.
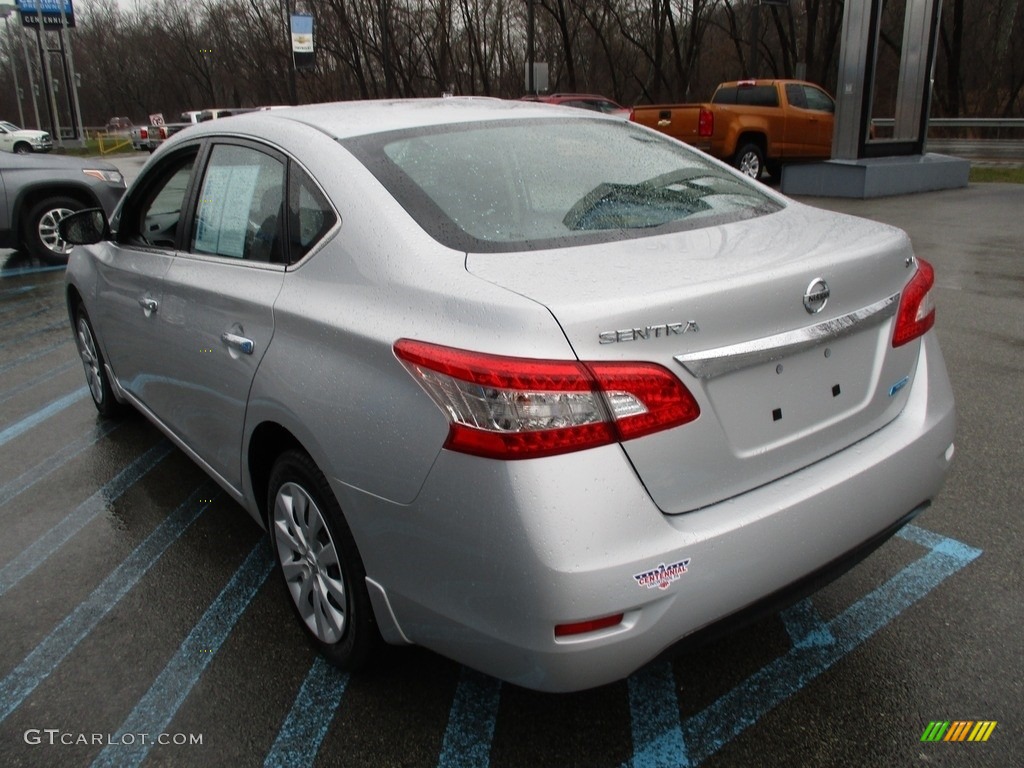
[221,331,254,355]
[138,296,158,315]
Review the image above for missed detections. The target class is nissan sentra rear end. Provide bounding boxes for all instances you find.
[335,107,954,691]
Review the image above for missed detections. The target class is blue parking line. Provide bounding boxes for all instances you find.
[0,302,62,332]
[0,264,66,278]
[628,662,688,768]
[437,667,502,768]
[779,598,835,648]
[626,524,982,768]
[0,420,119,506]
[0,319,68,351]
[0,441,172,596]
[0,284,37,297]
[0,358,78,406]
[0,338,71,376]
[0,488,211,723]
[264,656,349,768]
[0,388,88,448]
[91,543,274,768]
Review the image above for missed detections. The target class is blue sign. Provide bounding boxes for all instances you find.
[17,0,75,29]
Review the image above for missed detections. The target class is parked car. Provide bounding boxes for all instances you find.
[61,99,954,692]
[632,79,836,179]
[0,152,125,262]
[0,121,53,154]
[521,92,633,119]
[105,116,133,133]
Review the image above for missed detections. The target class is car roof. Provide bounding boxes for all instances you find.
[175,97,592,143]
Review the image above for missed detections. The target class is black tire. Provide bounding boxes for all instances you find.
[734,142,765,180]
[268,449,380,670]
[24,195,84,264]
[13,142,31,154]
[73,303,126,418]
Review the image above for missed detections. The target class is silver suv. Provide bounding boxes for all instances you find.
[0,152,125,263]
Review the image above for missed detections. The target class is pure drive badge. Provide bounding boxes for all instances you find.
[633,558,691,590]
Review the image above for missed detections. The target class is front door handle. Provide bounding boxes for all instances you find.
[138,296,158,316]
[221,331,254,355]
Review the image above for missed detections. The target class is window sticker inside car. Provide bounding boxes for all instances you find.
[194,164,260,258]
[634,559,691,590]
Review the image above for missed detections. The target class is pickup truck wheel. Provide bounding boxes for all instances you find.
[734,143,765,180]
[13,142,32,154]
[24,195,83,264]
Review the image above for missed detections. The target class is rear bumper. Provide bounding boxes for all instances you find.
[347,333,955,692]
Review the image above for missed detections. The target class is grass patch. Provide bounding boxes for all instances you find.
[969,166,1024,184]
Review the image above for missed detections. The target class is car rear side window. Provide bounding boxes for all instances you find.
[287,163,337,263]
[344,118,781,253]
[191,144,285,262]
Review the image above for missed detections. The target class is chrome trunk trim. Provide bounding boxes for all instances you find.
[675,292,900,379]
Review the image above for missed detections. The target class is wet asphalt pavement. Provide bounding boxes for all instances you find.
[0,157,1020,767]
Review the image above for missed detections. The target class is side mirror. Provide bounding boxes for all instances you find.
[59,208,110,245]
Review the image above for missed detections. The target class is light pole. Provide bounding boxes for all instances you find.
[0,1,24,126]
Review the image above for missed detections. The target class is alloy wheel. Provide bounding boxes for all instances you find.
[273,481,348,644]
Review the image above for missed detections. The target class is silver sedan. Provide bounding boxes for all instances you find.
[62,99,955,692]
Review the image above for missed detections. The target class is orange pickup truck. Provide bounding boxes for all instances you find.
[631,79,836,180]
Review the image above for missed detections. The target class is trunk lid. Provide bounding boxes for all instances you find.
[466,202,924,513]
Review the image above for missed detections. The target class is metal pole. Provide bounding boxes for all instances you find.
[20,24,41,130]
[527,0,534,94]
[3,16,25,126]
[58,0,84,145]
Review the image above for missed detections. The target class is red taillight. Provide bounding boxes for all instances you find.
[139,127,148,139]
[698,107,714,137]
[394,339,700,460]
[892,258,936,347]
[555,613,624,637]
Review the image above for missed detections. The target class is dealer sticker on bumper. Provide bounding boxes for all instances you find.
[633,558,691,590]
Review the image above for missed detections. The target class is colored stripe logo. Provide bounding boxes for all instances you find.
[921,721,997,742]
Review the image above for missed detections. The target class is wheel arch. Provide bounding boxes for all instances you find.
[735,131,768,157]
[247,420,304,529]
[15,184,99,242]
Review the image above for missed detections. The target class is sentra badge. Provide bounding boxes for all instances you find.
[633,558,691,590]
[600,321,699,344]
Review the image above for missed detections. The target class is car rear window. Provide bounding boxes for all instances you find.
[712,85,780,107]
[342,118,781,253]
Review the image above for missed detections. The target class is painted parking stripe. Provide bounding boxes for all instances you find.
[0,388,88,448]
[0,441,172,596]
[0,264,66,278]
[0,338,71,376]
[626,525,982,768]
[264,656,349,768]
[0,488,211,723]
[91,543,274,768]
[0,358,77,406]
[0,302,62,332]
[779,598,835,648]
[0,319,68,351]
[0,419,120,506]
[628,662,688,768]
[436,667,502,768]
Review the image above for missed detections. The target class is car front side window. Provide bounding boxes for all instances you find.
[118,151,197,249]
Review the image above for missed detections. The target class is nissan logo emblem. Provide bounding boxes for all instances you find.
[803,278,830,314]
